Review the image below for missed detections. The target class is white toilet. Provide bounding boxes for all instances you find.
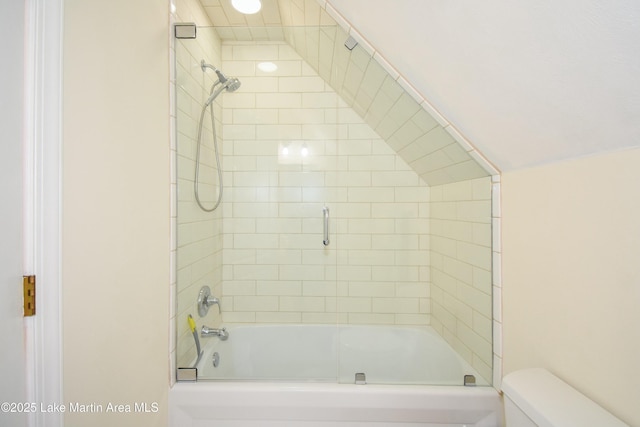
[502,368,628,427]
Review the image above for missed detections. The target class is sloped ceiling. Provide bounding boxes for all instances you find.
[327,0,640,171]
[201,0,640,172]
[200,0,495,185]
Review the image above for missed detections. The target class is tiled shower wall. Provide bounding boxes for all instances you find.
[219,41,431,325]
[172,3,225,368]
[429,177,493,382]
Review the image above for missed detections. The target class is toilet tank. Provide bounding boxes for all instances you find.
[502,368,628,427]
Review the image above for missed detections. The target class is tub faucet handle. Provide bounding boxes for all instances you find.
[204,295,221,314]
[197,285,221,316]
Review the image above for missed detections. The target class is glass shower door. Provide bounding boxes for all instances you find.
[174,25,341,381]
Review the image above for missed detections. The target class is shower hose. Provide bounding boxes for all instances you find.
[194,97,223,212]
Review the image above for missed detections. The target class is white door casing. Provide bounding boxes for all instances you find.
[0,1,63,427]
[24,0,65,426]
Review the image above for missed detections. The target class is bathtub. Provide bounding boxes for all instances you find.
[169,324,503,426]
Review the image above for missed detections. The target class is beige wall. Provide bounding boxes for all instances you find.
[63,1,170,426]
[502,147,640,426]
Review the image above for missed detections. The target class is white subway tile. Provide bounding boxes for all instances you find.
[348,187,394,202]
[222,61,256,78]
[457,322,492,366]
[387,93,422,128]
[303,281,337,296]
[238,76,279,93]
[457,241,492,271]
[233,233,279,248]
[396,282,429,298]
[222,93,256,109]
[223,281,256,296]
[372,203,420,219]
[347,218,394,234]
[223,311,256,323]
[371,171,420,187]
[256,311,302,323]
[279,296,325,312]
[395,187,429,202]
[349,282,395,297]
[337,265,372,281]
[348,124,380,139]
[347,155,395,171]
[281,108,327,125]
[337,297,371,313]
[348,250,395,266]
[234,295,279,311]
[335,233,372,249]
[443,143,471,164]
[256,93,302,108]
[395,249,429,266]
[279,76,326,92]
[396,314,430,325]
[302,92,338,108]
[257,281,302,296]
[280,264,326,281]
[302,123,342,140]
[223,124,256,140]
[233,108,278,125]
[348,313,395,325]
[372,298,419,314]
[257,124,302,140]
[231,44,280,60]
[473,266,492,295]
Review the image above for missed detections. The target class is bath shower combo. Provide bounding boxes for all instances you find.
[171,21,500,426]
[194,60,241,212]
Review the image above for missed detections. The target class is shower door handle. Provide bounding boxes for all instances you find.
[322,206,330,246]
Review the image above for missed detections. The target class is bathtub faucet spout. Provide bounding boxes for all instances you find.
[201,325,229,341]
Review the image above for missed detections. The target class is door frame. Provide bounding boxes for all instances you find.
[24,1,63,426]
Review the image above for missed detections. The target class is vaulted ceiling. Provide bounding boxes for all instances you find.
[200,0,640,173]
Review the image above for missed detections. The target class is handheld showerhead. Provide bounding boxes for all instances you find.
[204,77,242,106]
[225,77,241,93]
[201,59,241,105]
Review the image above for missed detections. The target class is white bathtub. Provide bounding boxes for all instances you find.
[194,324,488,385]
[169,324,503,426]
